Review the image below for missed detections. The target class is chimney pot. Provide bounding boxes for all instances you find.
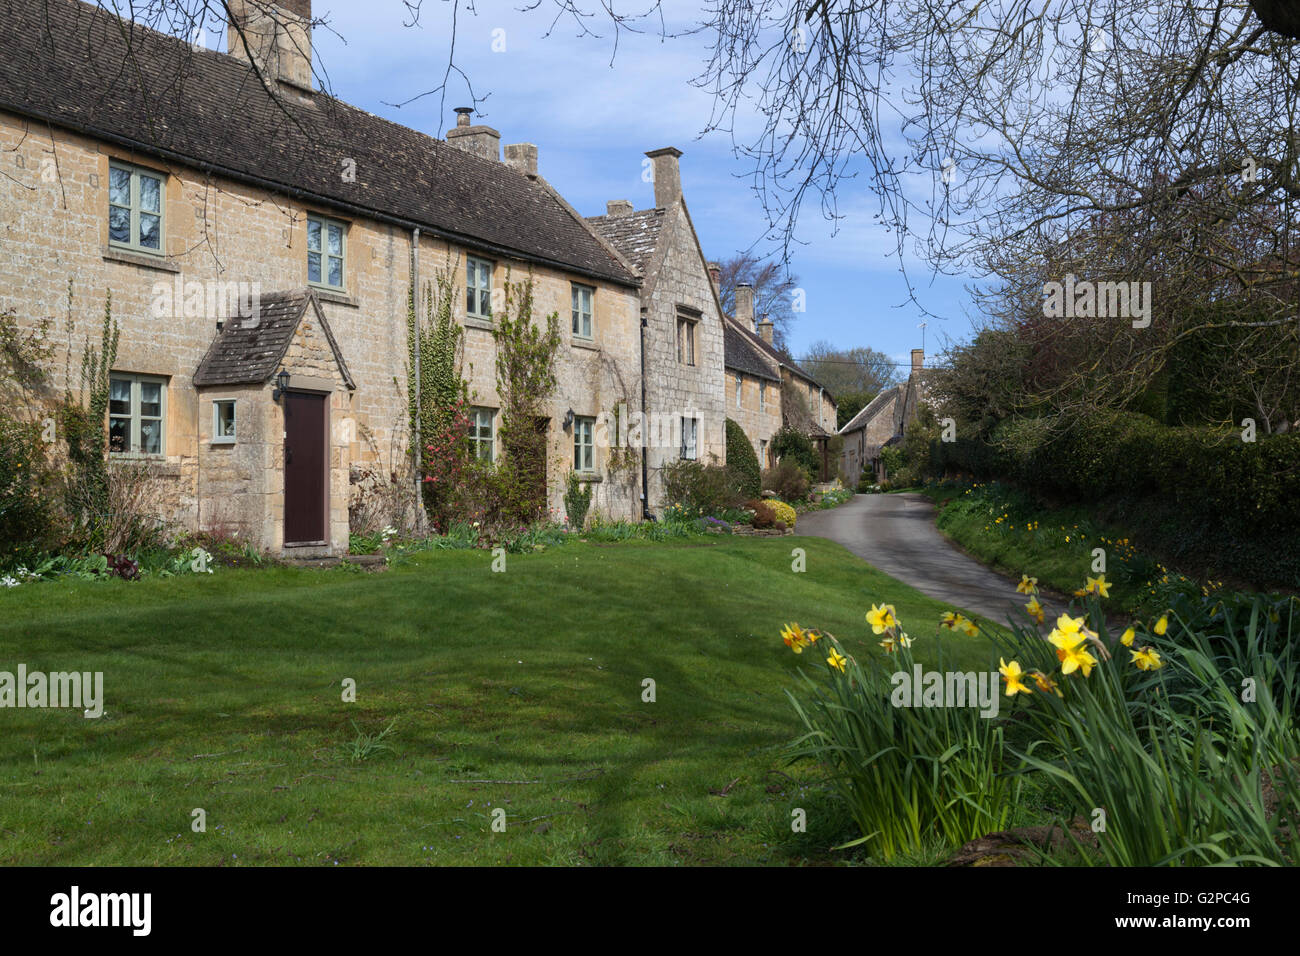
[707,261,721,289]
[645,147,683,208]
[504,143,539,176]
[606,200,634,217]
[735,283,755,331]
[758,316,774,345]
[454,106,473,127]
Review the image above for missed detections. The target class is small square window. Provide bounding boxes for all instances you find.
[467,256,493,319]
[108,162,166,255]
[108,373,167,456]
[571,283,594,339]
[212,400,236,444]
[574,416,595,472]
[676,317,696,366]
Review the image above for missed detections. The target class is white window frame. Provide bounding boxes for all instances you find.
[467,256,493,319]
[759,439,768,467]
[470,406,496,462]
[109,373,167,457]
[735,374,743,408]
[680,416,698,460]
[307,213,347,290]
[108,161,165,256]
[571,283,594,339]
[574,416,596,472]
[212,399,236,445]
[759,381,767,413]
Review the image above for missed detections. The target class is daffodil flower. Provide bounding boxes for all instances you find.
[1025,597,1044,625]
[1016,574,1038,595]
[1120,627,1135,647]
[867,603,898,635]
[999,658,1032,696]
[781,623,809,654]
[1130,647,1163,671]
[1085,575,1111,598]
[827,648,848,673]
[1154,614,1169,636]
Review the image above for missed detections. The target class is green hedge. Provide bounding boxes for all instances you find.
[725,418,762,500]
[931,411,1300,586]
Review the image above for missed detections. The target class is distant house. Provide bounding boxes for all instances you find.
[720,281,838,478]
[840,349,930,486]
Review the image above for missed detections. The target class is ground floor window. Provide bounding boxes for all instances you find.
[212,399,236,444]
[680,417,698,460]
[470,406,496,462]
[109,374,166,455]
[574,416,595,471]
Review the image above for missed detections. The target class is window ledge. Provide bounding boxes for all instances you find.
[310,287,358,307]
[103,246,180,273]
[572,472,603,483]
[570,338,599,351]
[465,316,494,331]
[210,438,236,446]
[109,456,182,477]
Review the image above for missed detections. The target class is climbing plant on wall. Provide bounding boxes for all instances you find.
[407,268,469,528]
[491,274,561,525]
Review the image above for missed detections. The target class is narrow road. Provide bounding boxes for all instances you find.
[797,493,1063,626]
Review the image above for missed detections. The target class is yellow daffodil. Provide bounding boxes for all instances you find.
[960,619,980,638]
[1154,614,1169,636]
[1030,670,1064,697]
[1058,642,1099,677]
[867,603,898,635]
[827,648,848,672]
[781,623,809,654]
[1085,575,1111,598]
[1130,647,1163,671]
[940,611,959,628]
[1120,627,1135,647]
[1016,574,1038,595]
[999,658,1032,696]
[1025,596,1044,625]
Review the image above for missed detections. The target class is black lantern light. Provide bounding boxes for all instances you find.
[272,368,291,402]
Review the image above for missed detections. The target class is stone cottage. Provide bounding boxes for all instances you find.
[839,348,930,487]
[722,284,838,478]
[586,152,728,516]
[0,0,658,555]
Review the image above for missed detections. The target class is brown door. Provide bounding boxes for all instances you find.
[284,391,327,544]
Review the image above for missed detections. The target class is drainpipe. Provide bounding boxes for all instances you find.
[639,306,654,521]
[412,228,423,531]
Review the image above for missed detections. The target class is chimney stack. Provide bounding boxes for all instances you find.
[706,261,721,290]
[447,107,502,162]
[735,283,754,331]
[645,147,683,209]
[606,200,634,217]
[758,316,775,345]
[911,348,924,373]
[227,0,314,92]
[504,143,538,176]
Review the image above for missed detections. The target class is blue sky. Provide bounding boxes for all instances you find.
[202,1,984,368]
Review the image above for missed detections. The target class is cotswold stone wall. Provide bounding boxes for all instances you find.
[636,203,727,513]
[726,370,783,469]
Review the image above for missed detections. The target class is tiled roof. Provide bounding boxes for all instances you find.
[193,289,354,388]
[839,385,902,434]
[728,316,836,402]
[0,0,637,288]
[585,209,665,274]
[722,318,781,382]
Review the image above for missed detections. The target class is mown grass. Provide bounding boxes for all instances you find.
[0,535,994,866]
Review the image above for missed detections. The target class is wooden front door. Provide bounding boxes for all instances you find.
[283,391,328,545]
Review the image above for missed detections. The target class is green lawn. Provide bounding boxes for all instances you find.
[0,535,995,866]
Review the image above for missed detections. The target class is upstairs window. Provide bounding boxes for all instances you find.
[571,283,594,339]
[735,374,743,408]
[467,256,493,319]
[109,374,166,456]
[108,162,164,254]
[676,316,696,366]
[307,214,346,289]
[470,407,496,462]
[759,381,767,413]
